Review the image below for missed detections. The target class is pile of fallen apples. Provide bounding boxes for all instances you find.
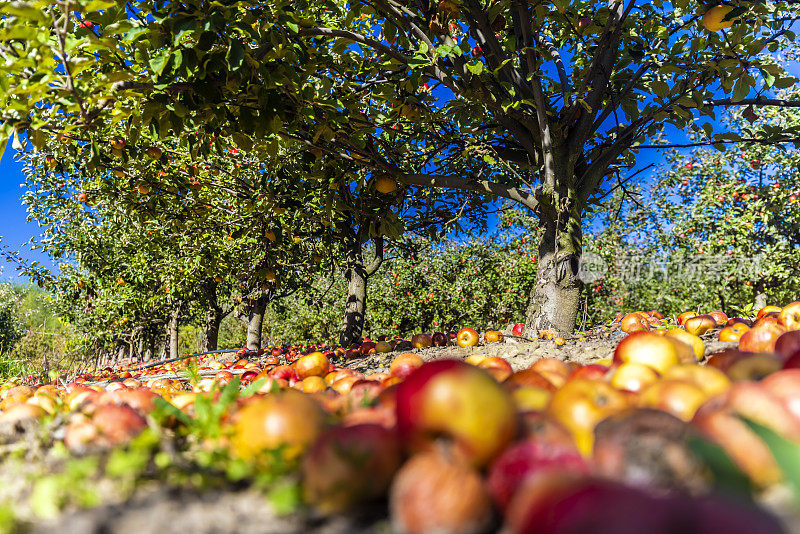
[1,302,800,533]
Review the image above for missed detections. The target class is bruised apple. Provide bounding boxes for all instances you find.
[395,360,516,467]
[684,314,716,336]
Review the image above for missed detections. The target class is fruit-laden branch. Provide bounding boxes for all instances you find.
[708,98,800,108]
[401,173,540,211]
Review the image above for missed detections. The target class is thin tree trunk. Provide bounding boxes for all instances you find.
[202,307,222,351]
[168,304,181,359]
[525,199,582,335]
[142,328,154,362]
[340,235,383,347]
[200,281,222,352]
[246,295,266,350]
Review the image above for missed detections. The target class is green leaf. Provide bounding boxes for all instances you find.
[227,40,244,70]
[466,61,484,75]
[242,377,268,397]
[743,418,800,505]
[731,76,750,102]
[152,396,193,427]
[687,437,752,494]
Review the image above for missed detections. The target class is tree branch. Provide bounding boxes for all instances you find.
[707,97,800,108]
[401,173,540,211]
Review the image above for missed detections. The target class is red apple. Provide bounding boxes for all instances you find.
[761,369,800,421]
[395,360,516,466]
[776,330,800,363]
[708,310,729,326]
[512,323,525,336]
[487,438,589,512]
[738,322,786,353]
[477,356,513,382]
[620,312,649,333]
[390,353,424,379]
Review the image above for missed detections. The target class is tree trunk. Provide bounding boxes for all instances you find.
[525,200,583,335]
[340,257,368,347]
[246,296,266,350]
[200,281,222,352]
[116,342,126,364]
[142,329,154,362]
[202,307,222,352]
[168,304,181,359]
[339,235,383,347]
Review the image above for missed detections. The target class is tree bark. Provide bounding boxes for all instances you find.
[142,328,154,362]
[340,235,383,347]
[202,307,222,352]
[525,198,583,335]
[246,295,267,350]
[167,304,181,359]
[200,281,223,352]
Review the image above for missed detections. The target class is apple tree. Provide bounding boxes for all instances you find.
[3,0,800,335]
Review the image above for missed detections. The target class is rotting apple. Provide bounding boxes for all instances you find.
[684,314,716,336]
[411,333,433,349]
